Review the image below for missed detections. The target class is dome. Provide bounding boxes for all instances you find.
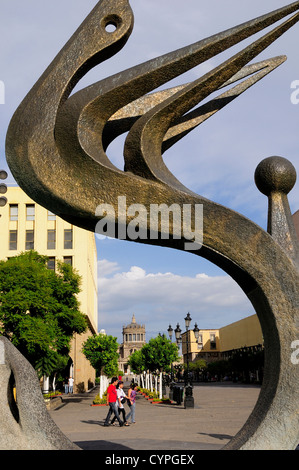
[123,314,145,331]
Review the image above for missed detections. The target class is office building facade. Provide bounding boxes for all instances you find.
[0,186,98,392]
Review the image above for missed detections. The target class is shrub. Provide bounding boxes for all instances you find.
[93,390,107,405]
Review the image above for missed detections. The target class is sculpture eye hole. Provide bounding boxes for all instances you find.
[105,22,117,33]
[103,15,122,33]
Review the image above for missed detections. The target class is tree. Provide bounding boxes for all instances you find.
[82,333,119,377]
[207,360,231,380]
[141,334,179,374]
[140,334,179,398]
[127,349,145,375]
[189,359,207,381]
[0,251,87,378]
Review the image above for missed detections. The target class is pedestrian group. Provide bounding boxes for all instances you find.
[104,377,138,427]
[64,377,74,394]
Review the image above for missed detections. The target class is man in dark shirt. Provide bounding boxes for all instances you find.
[104,377,124,427]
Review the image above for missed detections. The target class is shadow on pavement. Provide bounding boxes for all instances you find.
[198,432,234,441]
[75,440,133,450]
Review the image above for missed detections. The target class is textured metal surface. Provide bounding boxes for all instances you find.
[0,337,79,450]
[5,0,299,450]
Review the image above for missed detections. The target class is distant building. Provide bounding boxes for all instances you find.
[0,186,98,392]
[219,314,263,354]
[182,328,221,364]
[182,314,263,365]
[118,314,146,374]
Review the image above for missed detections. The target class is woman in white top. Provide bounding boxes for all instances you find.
[111,381,130,426]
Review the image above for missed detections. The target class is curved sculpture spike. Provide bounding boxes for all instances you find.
[101,56,286,153]
[6,0,299,224]
[5,0,299,450]
[161,56,286,152]
[124,13,299,187]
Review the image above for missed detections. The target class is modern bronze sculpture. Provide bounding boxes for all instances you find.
[3,0,299,449]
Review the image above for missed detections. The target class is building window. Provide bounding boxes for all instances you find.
[210,333,216,350]
[26,204,35,221]
[64,229,73,249]
[9,204,18,221]
[63,256,72,266]
[9,230,17,250]
[47,211,56,220]
[197,334,203,350]
[25,230,34,250]
[47,229,56,249]
[47,257,55,271]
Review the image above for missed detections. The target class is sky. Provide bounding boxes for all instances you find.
[1,1,299,342]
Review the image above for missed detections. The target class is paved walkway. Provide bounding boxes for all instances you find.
[49,381,261,450]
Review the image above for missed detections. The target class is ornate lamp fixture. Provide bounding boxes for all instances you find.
[170,313,201,408]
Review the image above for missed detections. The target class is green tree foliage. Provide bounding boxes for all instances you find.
[127,349,145,375]
[82,333,119,377]
[188,359,207,376]
[0,251,87,377]
[139,334,179,373]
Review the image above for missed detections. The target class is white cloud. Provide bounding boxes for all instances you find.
[97,262,255,340]
[97,259,120,278]
[118,266,147,281]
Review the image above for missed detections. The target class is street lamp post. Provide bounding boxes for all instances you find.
[183,313,193,408]
[168,313,200,408]
[167,324,174,400]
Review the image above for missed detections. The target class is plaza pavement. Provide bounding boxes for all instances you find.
[49,380,261,451]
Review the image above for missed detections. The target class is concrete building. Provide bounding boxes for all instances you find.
[0,186,98,392]
[118,314,146,374]
[219,314,263,353]
[181,314,263,365]
[182,328,221,364]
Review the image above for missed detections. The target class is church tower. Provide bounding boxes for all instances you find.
[118,315,146,374]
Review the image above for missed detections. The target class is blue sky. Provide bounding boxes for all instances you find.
[1,1,299,342]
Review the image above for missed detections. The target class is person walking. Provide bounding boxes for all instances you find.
[68,377,74,394]
[111,381,130,426]
[126,383,138,424]
[63,379,68,394]
[104,377,124,427]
